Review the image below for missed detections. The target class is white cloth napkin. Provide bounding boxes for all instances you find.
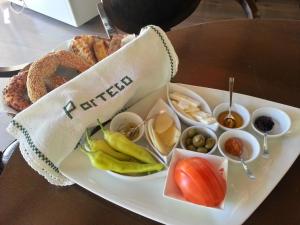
[7,25,178,186]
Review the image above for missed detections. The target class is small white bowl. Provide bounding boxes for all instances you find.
[251,107,291,138]
[110,111,144,142]
[218,130,260,163]
[213,103,250,131]
[163,148,228,210]
[180,126,218,155]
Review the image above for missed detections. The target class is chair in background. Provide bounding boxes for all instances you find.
[102,0,202,34]
[236,0,260,19]
[101,0,260,35]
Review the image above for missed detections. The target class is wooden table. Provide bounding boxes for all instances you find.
[0,19,299,225]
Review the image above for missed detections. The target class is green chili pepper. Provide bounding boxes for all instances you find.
[97,119,157,164]
[87,136,134,161]
[84,149,164,174]
[89,140,129,160]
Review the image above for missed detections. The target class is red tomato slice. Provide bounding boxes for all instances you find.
[174,157,226,207]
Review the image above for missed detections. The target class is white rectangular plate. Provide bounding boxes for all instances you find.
[59,84,300,225]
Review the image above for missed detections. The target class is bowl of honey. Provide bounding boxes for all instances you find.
[213,103,250,131]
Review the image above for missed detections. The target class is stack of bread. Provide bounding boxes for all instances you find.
[70,34,125,66]
[3,34,132,112]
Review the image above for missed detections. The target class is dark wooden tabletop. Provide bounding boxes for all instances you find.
[0,19,299,225]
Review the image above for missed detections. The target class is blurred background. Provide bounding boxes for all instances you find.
[176,0,300,29]
[1,0,300,67]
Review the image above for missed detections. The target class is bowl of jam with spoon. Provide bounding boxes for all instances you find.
[251,107,291,138]
[251,107,291,158]
[218,130,260,164]
[218,130,259,179]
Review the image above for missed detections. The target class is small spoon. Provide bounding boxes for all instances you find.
[239,153,256,180]
[262,132,269,158]
[225,138,256,180]
[224,77,236,128]
[253,115,274,159]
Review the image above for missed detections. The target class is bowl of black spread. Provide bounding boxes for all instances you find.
[254,116,275,133]
[251,107,291,138]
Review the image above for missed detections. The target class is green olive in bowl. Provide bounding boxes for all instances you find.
[180,126,217,155]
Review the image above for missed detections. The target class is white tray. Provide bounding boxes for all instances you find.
[59,83,300,225]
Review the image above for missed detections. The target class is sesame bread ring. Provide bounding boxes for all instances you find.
[55,50,91,71]
[3,71,31,112]
[27,50,90,102]
[3,70,69,112]
[45,75,68,90]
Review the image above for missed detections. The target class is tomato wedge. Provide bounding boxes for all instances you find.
[174,157,226,207]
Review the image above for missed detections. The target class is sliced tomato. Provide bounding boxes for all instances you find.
[174,157,226,207]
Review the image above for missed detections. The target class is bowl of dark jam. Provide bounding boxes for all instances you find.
[251,107,291,138]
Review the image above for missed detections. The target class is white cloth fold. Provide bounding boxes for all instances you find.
[7,25,178,186]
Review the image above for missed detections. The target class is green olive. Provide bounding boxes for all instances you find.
[205,137,216,150]
[185,138,193,146]
[197,147,208,153]
[186,145,196,151]
[192,134,205,147]
[187,128,198,137]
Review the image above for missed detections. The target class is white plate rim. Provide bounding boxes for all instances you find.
[59,83,300,225]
